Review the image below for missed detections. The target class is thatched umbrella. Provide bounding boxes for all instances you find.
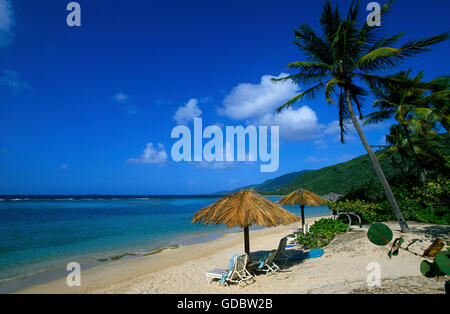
[192,190,300,257]
[277,189,327,230]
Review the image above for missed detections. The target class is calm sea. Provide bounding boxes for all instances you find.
[0,195,331,292]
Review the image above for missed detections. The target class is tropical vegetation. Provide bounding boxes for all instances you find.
[272,0,449,232]
[295,218,347,249]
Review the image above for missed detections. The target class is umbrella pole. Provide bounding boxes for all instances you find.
[244,226,250,259]
[300,205,305,231]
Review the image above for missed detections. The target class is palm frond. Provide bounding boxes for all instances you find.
[293,25,334,65]
[397,33,449,58]
[271,72,327,85]
[276,82,326,113]
[325,78,338,104]
[356,47,402,71]
[364,109,395,125]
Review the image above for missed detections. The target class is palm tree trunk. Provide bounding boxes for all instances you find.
[402,124,427,183]
[346,91,410,232]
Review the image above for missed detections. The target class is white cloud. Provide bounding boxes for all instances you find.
[258,106,324,141]
[338,154,356,163]
[0,0,14,47]
[194,143,256,170]
[218,74,323,142]
[313,139,328,149]
[195,160,237,170]
[218,73,300,120]
[173,98,202,125]
[305,156,328,163]
[325,119,388,136]
[114,92,129,103]
[323,118,388,144]
[324,121,341,135]
[1,148,9,154]
[125,105,138,115]
[127,143,168,165]
[0,70,30,93]
[331,134,358,143]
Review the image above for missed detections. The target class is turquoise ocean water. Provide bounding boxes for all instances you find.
[0,195,331,292]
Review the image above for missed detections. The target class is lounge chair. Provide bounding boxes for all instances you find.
[255,250,280,276]
[273,237,291,265]
[250,237,290,266]
[205,253,253,287]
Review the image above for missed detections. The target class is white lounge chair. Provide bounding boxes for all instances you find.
[205,253,253,287]
[256,250,280,276]
[273,237,291,265]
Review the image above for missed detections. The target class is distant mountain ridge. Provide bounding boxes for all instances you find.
[214,170,311,195]
[214,148,402,196]
[210,133,450,196]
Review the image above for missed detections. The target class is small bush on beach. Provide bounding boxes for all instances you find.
[328,200,389,224]
[296,218,347,249]
[309,218,348,235]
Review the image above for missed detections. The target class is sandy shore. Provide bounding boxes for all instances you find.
[16,217,449,294]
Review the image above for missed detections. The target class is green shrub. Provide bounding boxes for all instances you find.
[296,232,334,249]
[309,218,348,235]
[327,199,391,223]
[341,173,450,225]
[295,218,347,249]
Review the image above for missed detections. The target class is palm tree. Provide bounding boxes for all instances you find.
[364,70,449,183]
[375,124,412,173]
[273,0,448,232]
[376,124,442,176]
[413,75,450,132]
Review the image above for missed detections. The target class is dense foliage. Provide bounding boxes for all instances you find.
[295,218,347,249]
[339,173,450,224]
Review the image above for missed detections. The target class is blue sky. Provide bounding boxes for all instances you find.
[0,0,449,195]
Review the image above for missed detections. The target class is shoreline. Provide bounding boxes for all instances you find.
[4,214,328,294]
[14,215,331,294]
[13,219,449,294]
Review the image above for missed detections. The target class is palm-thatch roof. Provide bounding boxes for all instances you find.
[277,189,327,207]
[192,190,300,228]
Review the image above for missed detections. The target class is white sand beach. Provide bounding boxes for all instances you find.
[16,217,448,294]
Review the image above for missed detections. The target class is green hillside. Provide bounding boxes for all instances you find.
[213,133,448,197]
[254,170,310,191]
[278,134,449,195]
[220,148,402,196]
[277,149,400,195]
[215,170,310,195]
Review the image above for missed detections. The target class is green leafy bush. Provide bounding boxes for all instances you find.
[327,199,391,223]
[296,218,347,249]
[309,218,348,235]
[341,172,450,225]
[296,232,334,249]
